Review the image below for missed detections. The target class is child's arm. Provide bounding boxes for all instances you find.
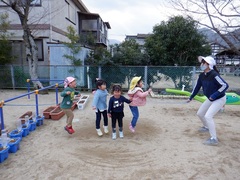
[92,91,99,110]
[74,90,80,96]
[60,89,71,97]
[122,96,132,104]
[108,97,113,114]
[135,89,151,98]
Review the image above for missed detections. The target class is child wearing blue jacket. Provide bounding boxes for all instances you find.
[188,56,229,146]
[92,79,109,137]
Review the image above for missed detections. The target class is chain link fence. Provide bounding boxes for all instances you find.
[0,65,239,93]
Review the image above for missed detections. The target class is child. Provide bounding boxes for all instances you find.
[60,77,80,134]
[128,76,152,133]
[108,84,131,140]
[92,79,109,136]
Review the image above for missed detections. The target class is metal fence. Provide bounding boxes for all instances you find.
[0,65,239,93]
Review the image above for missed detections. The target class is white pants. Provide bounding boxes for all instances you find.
[197,95,226,139]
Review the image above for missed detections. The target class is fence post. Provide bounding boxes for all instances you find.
[55,83,59,105]
[98,66,102,79]
[144,66,148,91]
[87,66,91,90]
[10,65,15,90]
[192,66,196,89]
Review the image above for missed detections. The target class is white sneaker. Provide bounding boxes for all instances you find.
[96,129,103,136]
[103,125,109,134]
[112,132,116,140]
[119,131,124,138]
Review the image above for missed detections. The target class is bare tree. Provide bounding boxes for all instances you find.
[1,0,43,88]
[168,0,240,55]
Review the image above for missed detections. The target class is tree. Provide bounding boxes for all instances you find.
[63,26,82,66]
[169,0,240,55]
[1,0,43,88]
[145,16,211,66]
[144,16,211,89]
[0,12,14,65]
[111,39,150,65]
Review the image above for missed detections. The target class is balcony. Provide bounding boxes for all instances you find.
[78,12,111,47]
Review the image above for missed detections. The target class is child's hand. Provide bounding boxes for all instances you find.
[108,113,111,117]
[67,91,71,95]
[148,88,152,93]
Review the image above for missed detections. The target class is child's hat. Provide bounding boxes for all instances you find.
[129,76,141,90]
[198,56,216,70]
[64,77,75,88]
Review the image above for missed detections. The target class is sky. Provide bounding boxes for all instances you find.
[81,0,179,42]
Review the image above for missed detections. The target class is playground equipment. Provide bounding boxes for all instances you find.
[165,88,240,105]
[0,80,64,131]
[0,80,65,163]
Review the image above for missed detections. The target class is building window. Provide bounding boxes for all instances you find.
[0,0,41,6]
[35,39,44,61]
[30,0,41,6]
[65,0,76,24]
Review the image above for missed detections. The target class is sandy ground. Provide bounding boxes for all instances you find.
[0,89,240,180]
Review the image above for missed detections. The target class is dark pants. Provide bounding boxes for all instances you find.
[111,112,124,132]
[95,109,108,129]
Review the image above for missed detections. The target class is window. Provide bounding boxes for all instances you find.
[30,0,41,6]
[0,0,42,6]
[82,20,97,30]
[65,0,76,24]
[35,39,44,61]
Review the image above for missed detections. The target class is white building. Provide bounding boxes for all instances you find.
[0,0,111,66]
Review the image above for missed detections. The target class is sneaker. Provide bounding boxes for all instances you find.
[203,137,218,146]
[103,125,109,134]
[198,126,209,133]
[69,126,75,133]
[119,131,124,138]
[64,126,73,134]
[129,124,135,133]
[112,132,116,140]
[96,129,103,136]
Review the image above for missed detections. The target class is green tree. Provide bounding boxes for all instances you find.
[63,26,82,66]
[0,12,14,65]
[144,16,211,89]
[145,16,211,66]
[111,39,150,65]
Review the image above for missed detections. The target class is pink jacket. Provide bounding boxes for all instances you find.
[128,87,149,106]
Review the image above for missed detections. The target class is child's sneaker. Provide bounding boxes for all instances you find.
[103,125,109,134]
[69,126,75,133]
[112,132,116,140]
[129,124,135,133]
[96,129,103,136]
[119,131,124,138]
[64,126,73,134]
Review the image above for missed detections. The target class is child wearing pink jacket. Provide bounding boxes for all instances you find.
[128,76,152,133]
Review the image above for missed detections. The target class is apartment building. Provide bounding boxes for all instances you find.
[0,0,111,66]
